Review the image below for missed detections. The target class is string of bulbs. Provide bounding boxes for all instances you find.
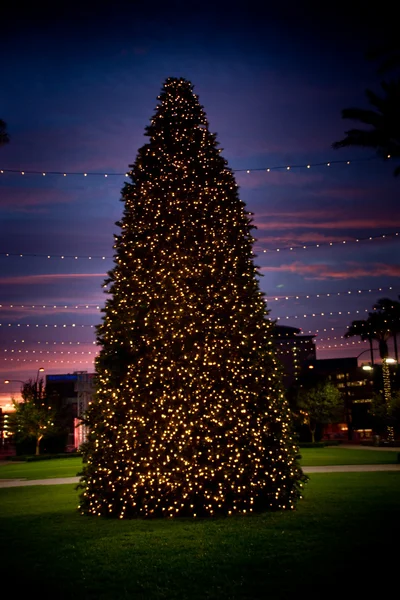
[1,232,398,261]
[0,156,381,179]
[0,285,395,311]
[0,306,381,328]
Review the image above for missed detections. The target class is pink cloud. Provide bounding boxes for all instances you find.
[0,305,101,318]
[254,231,359,246]
[307,185,373,200]
[260,261,400,280]
[0,273,105,285]
[254,215,400,231]
[0,187,74,211]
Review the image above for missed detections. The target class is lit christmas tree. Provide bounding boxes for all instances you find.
[79,77,304,518]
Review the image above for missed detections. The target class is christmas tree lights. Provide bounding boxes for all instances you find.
[79,77,305,519]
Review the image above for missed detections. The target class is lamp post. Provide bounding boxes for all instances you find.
[4,379,25,386]
[356,348,378,365]
[35,367,45,404]
[4,367,45,404]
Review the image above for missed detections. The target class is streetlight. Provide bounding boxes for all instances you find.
[34,368,45,404]
[4,367,45,404]
[356,348,378,365]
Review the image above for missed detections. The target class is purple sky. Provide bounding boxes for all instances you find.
[1,2,399,407]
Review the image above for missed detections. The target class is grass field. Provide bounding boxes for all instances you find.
[299,447,399,466]
[0,457,83,479]
[0,447,398,480]
[0,473,399,599]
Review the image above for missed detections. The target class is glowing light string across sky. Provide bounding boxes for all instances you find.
[0,307,381,327]
[0,285,395,310]
[0,155,382,178]
[1,232,399,260]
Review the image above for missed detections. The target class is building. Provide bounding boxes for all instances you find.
[302,357,375,440]
[46,371,95,450]
[0,408,14,458]
[273,325,317,389]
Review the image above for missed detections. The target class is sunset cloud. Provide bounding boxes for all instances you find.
[254,214,400,231]
[0,187,75,211]
[0,305,101,318]
[260,261,400,280]
[0,273,105,285]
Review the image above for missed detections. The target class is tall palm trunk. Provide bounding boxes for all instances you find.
[393,333,398,363]
[369,337,375,366]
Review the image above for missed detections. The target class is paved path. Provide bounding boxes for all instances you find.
[0,476,81,488]
[303,464,400,472]
[0,463,399,488]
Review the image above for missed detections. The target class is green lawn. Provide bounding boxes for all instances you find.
[0,473,399,599]
[0,457,83,480]
[0,447,398,480]
[300,446,399,466]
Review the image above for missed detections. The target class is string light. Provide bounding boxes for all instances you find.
[2,357,95,364]
[8,339,96,344]
[304,326,358,334]
[267,286,394,302]
[315,341,371,349]
[317,345,370,351]
[0,303,102,310]
[2,348,97,355]
[0,305,386,326]
[0,155,377,179]
[276,308,371,320]
[0,323,95,327]
[382,358,395,442]
[0,253,108,259]
[255,232,399,254]
[1,286,395,311]
[1,233,398,261]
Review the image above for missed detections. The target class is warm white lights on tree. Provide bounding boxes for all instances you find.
[78,77,305,519]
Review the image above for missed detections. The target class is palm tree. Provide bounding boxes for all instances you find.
[373,297,400,362]
[366,38,400,76]
[332,80,400,176]
[0,119,9,146]
[367,311,392,360]
[344,319,376,365]
[367,311,395,441]
[345,312,395,440]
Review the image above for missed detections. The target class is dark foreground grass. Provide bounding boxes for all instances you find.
[0,473,399,599]
[1,447,398,481]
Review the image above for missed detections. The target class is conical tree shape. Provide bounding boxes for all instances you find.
[79,77,304,519]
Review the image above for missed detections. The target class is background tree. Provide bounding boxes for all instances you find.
[79,77,304,519]
[295,381,343,443]
[347,306,397,441]
[367,311,392,360]
[333,40,400,176]
[373,297,400,362]
[344,318,376,365]
[7,380,58,455]
[370,391,400,439]
[0,119,9,146]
